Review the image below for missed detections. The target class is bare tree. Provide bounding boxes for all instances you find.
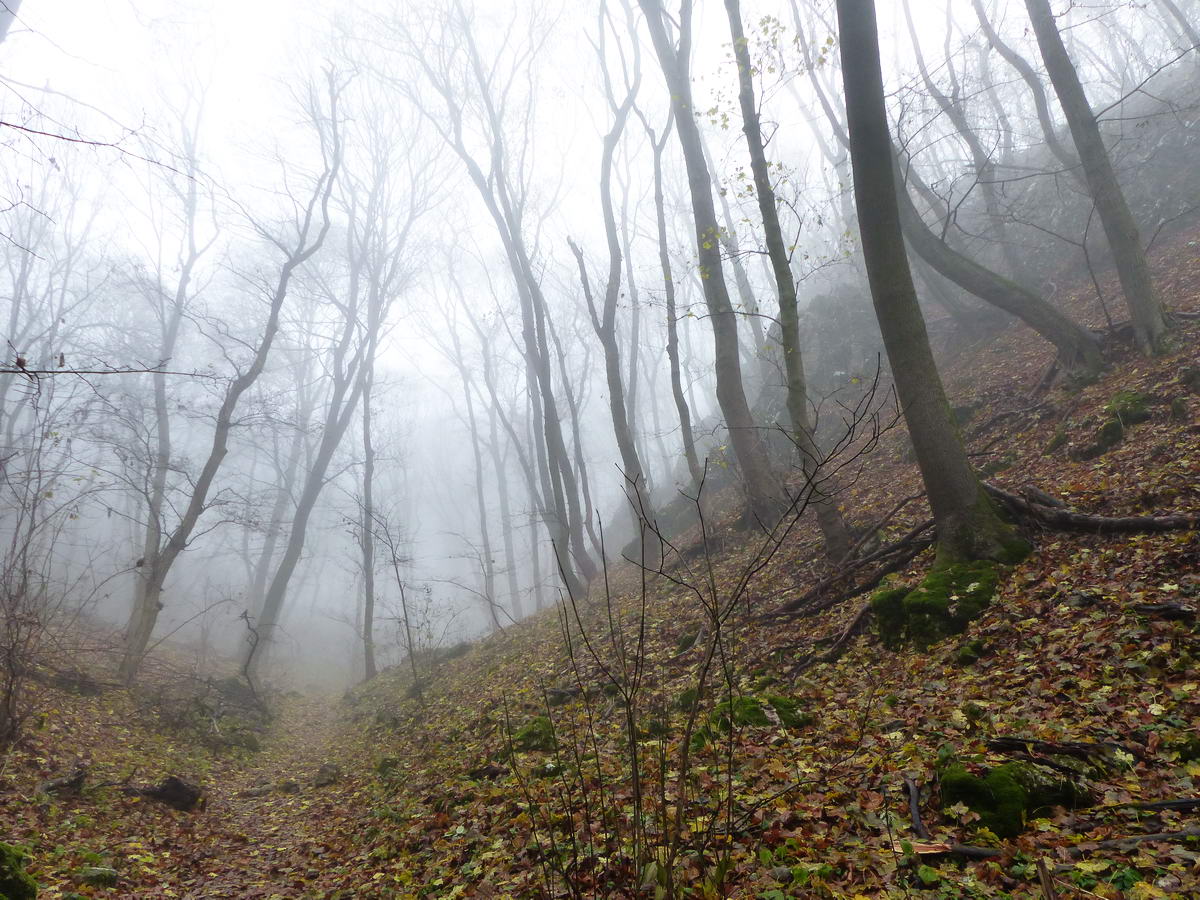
[724,0,853,560]
[118,73,343,683]
[836,0,1024,565]
[1023,0,1171,354]
[638,0,779,523]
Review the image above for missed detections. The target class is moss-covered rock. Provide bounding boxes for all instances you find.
[1075,418,1124,460]
[1043,426,1068,455]
[511,715,556,752]
[674,628,700,654]
[903,562,999,649]
[0,842,37,900]
[940,762,1029,838]
[1105,390,1151,425]
[76,867,118,888]
[940,760,1092,839]
[765,695,813,729]
[955,638,988,666]
[711,695,770,730]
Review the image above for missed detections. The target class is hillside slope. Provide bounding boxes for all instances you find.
[3,231,1200,898]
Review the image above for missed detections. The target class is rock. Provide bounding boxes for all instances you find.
[0,842,37,900]
[1105,390,1151,425]
[874,561,1002,650]
[313,763,342,787]
[467,763,505,781]
[236,781,273,799]
[126,775,204,811]
[278,779,301,794]
[510,716,556,752]
[76,866,118,887]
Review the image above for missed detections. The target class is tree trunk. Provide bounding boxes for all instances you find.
[641,110,702,485]
[836,0,1023,565]
[1023,0,1170,354]
[118,85,341,683]
[724,0,852,559]
[359,357,378,680]
[894,155,1103,373]
[639,0,779,523]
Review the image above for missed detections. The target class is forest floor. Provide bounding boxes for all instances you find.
[4,228,1200,898]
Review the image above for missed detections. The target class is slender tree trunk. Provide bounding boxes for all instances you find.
[639,0,779,523]
[358,357,378,680]
[641,110,702,485]
[836,0,1023,565]
[724,0,852,559]
[458,363,501,632]
[1023,0,1170,354]
[1155,0,1200,48]
[894,154,1103,372]
[489,422,523,621]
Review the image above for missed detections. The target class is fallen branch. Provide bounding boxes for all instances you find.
[1067,826,1200,855]
[984,483,1200,534]
[899,778,1004,860]
[766,518,934,619]
[986,735,1144,763]
[788,602,872,677]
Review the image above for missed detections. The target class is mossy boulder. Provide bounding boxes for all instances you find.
[765,695,813,729]
[511,715,556,752]
[76,867,118,888]
[711,696,770,730]
[0,842,37,900]
[1075,418,1124,460]
[1105,390,1151,425]
[940,760,1092,839]
[955,638,988,666]
[674,628,701,654]
[1043,427,1068,455]
[876,563,999,650]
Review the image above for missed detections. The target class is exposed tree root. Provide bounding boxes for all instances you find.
[984,482,1200,533]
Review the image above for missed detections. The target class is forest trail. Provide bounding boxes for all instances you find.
[179,696,371,899]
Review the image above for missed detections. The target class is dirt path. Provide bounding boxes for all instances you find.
[172,696,372,899]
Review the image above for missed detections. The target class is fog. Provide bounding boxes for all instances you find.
[3,0,1197,689]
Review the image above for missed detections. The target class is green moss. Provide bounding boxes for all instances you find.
[511,715,556,752]
[955,639,987,666]
[1043,427,1069,455]
[76,867,118,888]
[1077,418,1124,460]
[674,628,700,654]
[941,762,1028,838]
[0,842,37,900]
[940,760,1092,839]
[1105,390,1151,425]
[765,695,812,729]
[904,562,999,649]
[871,587,911,650]
[711,696,770,730]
